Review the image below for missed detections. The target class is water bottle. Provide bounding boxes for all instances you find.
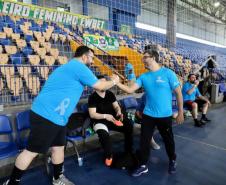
[78,157,83,166]
[131,114,135,122]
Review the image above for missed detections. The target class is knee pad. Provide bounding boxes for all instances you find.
[94,123,109,133]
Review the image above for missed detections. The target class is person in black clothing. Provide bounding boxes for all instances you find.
[88,75,133,167]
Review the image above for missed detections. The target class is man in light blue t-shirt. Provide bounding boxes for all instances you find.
[117,47,184,177]
[182,73,211,127]
[4,46,120,185]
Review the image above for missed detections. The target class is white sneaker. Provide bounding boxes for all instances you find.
[151,139,160,150]
[3,180,9,185]
[184,110,192,117]
[52,174,75,185]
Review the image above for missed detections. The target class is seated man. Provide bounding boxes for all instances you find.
[88,75,133,167]
[135,93,160,150]
[182,74,211,127]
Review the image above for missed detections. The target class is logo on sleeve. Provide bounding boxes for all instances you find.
[173,81,180,87]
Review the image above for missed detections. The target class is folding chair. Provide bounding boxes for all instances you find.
[66,103,91,166]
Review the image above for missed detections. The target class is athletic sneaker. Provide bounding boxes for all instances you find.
[199,119,206,125]
[131,165,148,177]
[168,160,177,174]
[3,180,9,185]
[105,157,113,166]
[53,174,75,185]
[194,120,203,127]
[201,117,211,122]
[151,139,160,150]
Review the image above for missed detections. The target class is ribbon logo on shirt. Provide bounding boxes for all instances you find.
[54,98,70,116]
[156,76,165,83]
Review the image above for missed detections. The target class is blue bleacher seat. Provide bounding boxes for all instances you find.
[10,53,24,64]
[15,110,30,150]
[0,115,18,159]
[0,38,12,45]
[13,27,23,34]
[25,35,34,42]
[22,46,33,56]
[120,96,138,110]
[0,24,3,31]
[30,26,39,31]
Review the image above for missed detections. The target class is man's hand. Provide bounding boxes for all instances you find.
[135,111,143,119]
[116,112,123,121]
[206,100,211,107]
[105,114,116,123]
[111,74,119,85]
[176,111,184,124]
[194,80,199,86]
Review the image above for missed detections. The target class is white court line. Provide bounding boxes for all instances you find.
[174,134,226,152]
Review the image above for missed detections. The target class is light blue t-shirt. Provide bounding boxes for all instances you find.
[182,82,201,102]
[31,59,98,126]
[135,67,180,118]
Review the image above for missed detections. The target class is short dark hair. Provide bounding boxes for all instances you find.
[96,75,106,79]
[74,46,94,57]
[96,74,110,80]
[144,44,158,51]
[188,73,196,79]
[144,49,159,63]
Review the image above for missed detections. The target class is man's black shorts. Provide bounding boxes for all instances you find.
[184,99,207,111]
[26,111,66,154]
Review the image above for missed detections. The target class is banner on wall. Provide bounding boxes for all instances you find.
[83,34,119,51]
[120,24,131,34]
[0,0,106,29]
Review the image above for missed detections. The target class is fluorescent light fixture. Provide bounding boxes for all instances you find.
[135,22,226,48]
[214,2,220,7]
[136,22,166,34]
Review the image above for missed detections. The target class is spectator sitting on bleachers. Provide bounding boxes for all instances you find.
[88,75,133,167]
[182,74,211,127]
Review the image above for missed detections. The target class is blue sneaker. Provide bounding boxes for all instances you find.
[131,165,148,177]
[168,160,177,174]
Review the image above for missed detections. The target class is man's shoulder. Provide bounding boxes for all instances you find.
[106,90,114,95]
[106,90,116,99]
[184,82,195,91]
[182,82,189,87]
[162,67,175,75]
[138,72,149,78]
[88,92,98,100]
[68,59,89,69]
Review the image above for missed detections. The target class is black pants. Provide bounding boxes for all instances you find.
[139,114,176,165]
[95,115,133,158]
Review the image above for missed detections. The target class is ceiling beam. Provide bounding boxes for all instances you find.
[180,0,226,23]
